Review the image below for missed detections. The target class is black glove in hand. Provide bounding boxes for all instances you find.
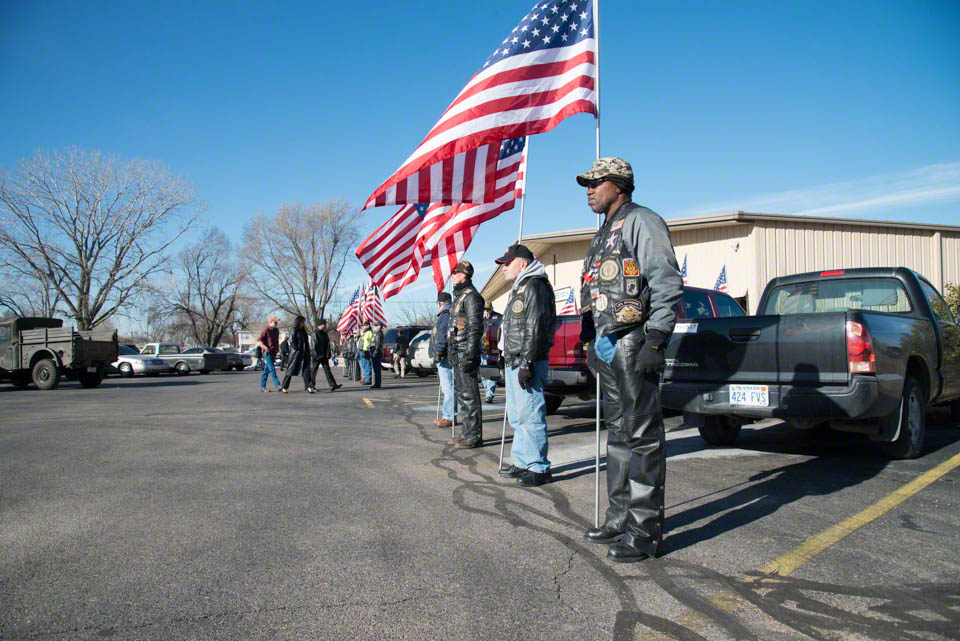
[579,311,596,344]
[635,329,669,375]
[517,366,533,390]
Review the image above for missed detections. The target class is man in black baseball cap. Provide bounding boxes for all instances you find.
[495,242,556,486]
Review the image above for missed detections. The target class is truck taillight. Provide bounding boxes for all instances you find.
[846,320,876,374]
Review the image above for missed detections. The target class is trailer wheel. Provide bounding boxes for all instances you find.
[78,368,105,388]
[697,415,742,445]
[32,359,60,390]
[881,376,926,460]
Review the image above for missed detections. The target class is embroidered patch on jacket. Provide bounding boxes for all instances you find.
[611,220,624,230]
[511,298,524,314]
[457,317,467,330]
[622,259,639,277]
[614,300,644,324]
[604,230,621,250]
[594,293,609,312]
[599,259,619,281]
[625,278,639,296]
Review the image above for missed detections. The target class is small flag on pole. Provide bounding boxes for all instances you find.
[681,254,688,286]
[360,280,389,327]
[559,289,578,315]
[714,265,728,293]
[336,286,362,334]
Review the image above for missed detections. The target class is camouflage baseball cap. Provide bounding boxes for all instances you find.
[576,157,634,187]
[453,260,474,278]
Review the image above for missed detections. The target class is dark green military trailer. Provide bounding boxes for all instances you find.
[0,317,118,390]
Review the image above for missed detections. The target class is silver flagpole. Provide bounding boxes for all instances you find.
[499,136,530,471]
[593,0,602,529]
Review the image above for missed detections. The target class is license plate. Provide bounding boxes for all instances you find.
[729,384,769,407]
[87,367,97,372]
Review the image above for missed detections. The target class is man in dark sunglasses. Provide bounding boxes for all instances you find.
[576,157,683,563]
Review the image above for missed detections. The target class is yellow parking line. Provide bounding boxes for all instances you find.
[363,398,374,408]
[757,452,960,577]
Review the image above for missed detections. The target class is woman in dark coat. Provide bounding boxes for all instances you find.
[281,316,315,394]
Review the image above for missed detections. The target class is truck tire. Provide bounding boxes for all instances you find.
[545,394,564,415]
[118,362,134,378]
[698,415,742,445]
[881,376,926,460]
[176,362,190,376]
[10,372,31,388]
[32,359,60,390]
[78,368,105,388]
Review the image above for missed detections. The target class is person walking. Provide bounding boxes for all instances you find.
[393,328,410,379]
[432,292,455,428]
[446,261,484,449]
[369,322,384,388]
[281,315,315,394]
[576,158,682,564]
[480,302,499,403]
[257,316,282,392]
[494,243,556,487]
[358,322,373,385]
[311,319,342,392]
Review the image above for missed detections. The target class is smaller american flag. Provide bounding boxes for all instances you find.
[714,265,728,293]
[336,286,362,334]
[360,280,389,327]
[558,289,578,315]
[681,254,688,286]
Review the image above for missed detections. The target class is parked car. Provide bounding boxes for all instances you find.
[139,342,229,375]
[381,325,431,370]
[183,346,241,371]
[0,317,117,390]
[660,267,960,459]
[407,330,436,376]
[107,344,169,378]
[221,347,253,370]
[479,286,746,414]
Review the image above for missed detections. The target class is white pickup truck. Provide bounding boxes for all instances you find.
[139,342,229,376]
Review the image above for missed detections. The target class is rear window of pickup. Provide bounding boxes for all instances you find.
[762,277,912,315]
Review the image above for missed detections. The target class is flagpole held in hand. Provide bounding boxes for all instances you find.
[593,0,602,530]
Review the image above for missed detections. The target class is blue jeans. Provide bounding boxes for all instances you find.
[505,360,550,473]
[359,355,371,382]
[260,353,281,389]
[482,377,497,399]
[437,358,456,420]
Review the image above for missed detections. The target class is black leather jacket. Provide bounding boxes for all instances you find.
[448,280,484,360]
[502,269,556,367]
[311,329,331,360]
[371,330,384,358]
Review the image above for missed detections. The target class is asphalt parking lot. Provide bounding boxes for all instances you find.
[2,369,959,640]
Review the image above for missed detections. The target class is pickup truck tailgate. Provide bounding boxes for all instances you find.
[665,313,848,385]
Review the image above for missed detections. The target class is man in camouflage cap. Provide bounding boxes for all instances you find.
[577,157,683,563]
[446,260,485,448]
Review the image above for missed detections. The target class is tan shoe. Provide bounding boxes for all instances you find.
[433,418,453,427]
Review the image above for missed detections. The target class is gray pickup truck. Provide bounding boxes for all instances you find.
[660,267,960,459]
[139,342,229,375]
[0,317,118,390]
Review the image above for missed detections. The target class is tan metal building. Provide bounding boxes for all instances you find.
[480,211,960,314]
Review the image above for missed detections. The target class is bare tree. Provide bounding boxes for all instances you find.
[0,147,200,330]
[242,200,360,326]
[164,227,251,346]
[0,257,65,317]
[393,300,437,326]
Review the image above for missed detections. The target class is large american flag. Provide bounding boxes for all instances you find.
[714,265,728,293]
[360,280,389,327]
[336,286,362,334]
[357,138,527,299]
[363,0,595,210]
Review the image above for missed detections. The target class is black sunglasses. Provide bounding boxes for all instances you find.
[585,177,608,189]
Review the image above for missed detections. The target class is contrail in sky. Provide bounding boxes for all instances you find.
[671,162,960,218]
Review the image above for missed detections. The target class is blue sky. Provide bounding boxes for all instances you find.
[2,0,958,313]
